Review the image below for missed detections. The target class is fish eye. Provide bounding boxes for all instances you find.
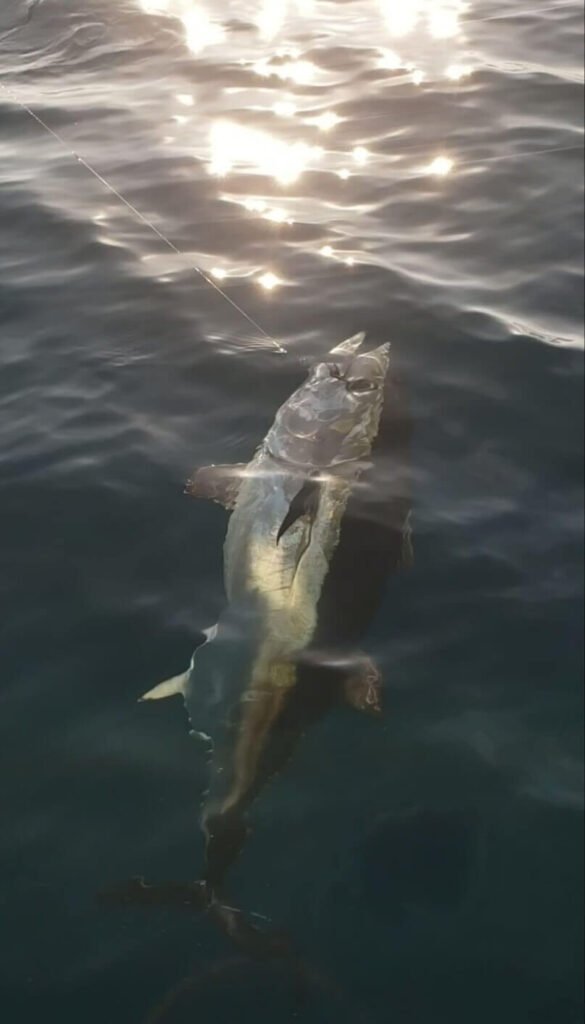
[347,378,377,394]
[328,364,343,379]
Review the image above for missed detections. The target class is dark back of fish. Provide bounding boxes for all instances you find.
[313,371,412,651]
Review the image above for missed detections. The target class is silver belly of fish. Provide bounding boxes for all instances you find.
[224,450,351,662]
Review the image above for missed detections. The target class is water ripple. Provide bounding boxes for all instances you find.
[0,0,583,1015]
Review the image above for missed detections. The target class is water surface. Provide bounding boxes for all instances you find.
[0,1,583,1021]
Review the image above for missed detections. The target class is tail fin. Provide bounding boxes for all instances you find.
[204,811,250,893]
[98,876,208,910]
[98,875,293,960]
[207,899,295,961]
[99,878,368,1021]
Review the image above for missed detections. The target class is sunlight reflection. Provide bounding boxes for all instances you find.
[140,0,169,11]
[140,0,473,305]
[317,246,360,267]
[352,146,370,166]
[307,111,341,132]
[446,63,472,80]
[378,1,465,40]
[426,155,454,175]
[378,49,403,70]
[257,0,285,39]
[272,99,298,118]
[275,45,302,59]
[258,271,283,290]
[138,0,224,54]
[265,207,294,223]
[428,5,461,38]
[256,0,316,41]
[239,197,294,224]
[140,0,470,68]
[379,0,422,37]
[210,121,323,185]
[253,56,319,84]
[244,198,268,213]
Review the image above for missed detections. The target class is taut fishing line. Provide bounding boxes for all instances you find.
[0,77,287,355]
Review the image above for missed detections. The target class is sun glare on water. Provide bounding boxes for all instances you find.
[256,0,316,41]
[379,0,421,37]
[426,155,454,176]
[352,146,371,166]
[136,0,473,301]
[272,99,298,118]
[446,64,472,81]
[307,111,341,132]
[258,271,283,290]
[378,0,466,40]
[139,0,224,53]
[209,121,323,185]
[253,56,319,85]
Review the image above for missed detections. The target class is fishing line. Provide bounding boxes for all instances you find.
[469,143,583,165]
[0,79,287,355]
[467,1,579,25]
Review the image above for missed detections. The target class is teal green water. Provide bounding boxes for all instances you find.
[0,1,583,1021]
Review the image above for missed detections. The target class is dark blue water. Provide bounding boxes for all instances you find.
[1,1,583,1021]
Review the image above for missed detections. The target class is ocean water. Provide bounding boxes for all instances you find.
[0,1,583,1021]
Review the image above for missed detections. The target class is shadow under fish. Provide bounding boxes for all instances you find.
[103,333,412,971]
[360,807,479,926]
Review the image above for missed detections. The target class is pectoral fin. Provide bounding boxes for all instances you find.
[343,656,382,715]
[185,464,247,510]
[277,477,321,544]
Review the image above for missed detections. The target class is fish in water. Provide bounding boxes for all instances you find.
[138,332,412,927]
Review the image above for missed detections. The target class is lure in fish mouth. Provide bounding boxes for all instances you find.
[124,332,411,956]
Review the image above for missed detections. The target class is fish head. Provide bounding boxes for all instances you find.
[266,333,391,468]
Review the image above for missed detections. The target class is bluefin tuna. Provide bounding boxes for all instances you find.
[139,332,412,921]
